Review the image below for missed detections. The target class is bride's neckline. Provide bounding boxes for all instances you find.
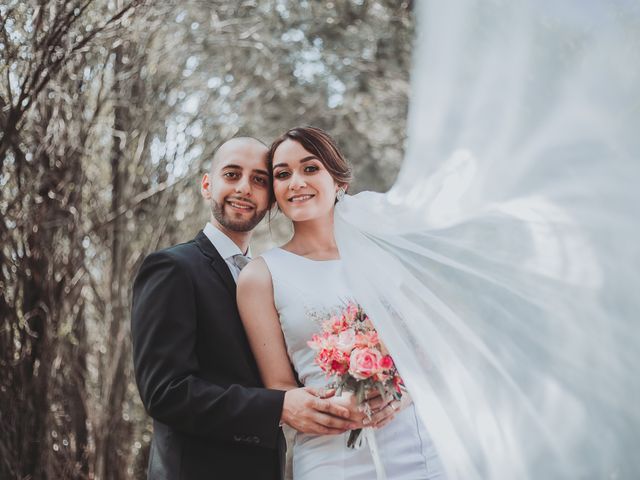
[277,247,341,263]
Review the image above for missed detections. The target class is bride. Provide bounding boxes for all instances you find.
[237,126,446,479]
[239,0,639,477]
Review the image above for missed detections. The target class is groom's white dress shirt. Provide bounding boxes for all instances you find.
[203,222,251,282]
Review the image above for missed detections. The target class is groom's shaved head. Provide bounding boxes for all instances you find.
[210,136,268,172]
[202,135,271,234]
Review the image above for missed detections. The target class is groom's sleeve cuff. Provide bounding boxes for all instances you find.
[229,387,285,450]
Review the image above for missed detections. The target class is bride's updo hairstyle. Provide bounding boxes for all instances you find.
[268,126,353,191]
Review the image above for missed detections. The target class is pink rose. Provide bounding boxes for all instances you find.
[355,330,379,348]
[335,330,356,353]
[330,350,350,375]
[307,332,336,351]
[349,347,383,380]
[380,355,394,370]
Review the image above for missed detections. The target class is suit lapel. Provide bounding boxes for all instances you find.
[194,231,236,297]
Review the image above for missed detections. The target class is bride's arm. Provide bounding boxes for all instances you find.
[237,258,357,434]
[237,257,298,391]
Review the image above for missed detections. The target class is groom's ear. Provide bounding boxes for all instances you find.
[201,173,212,200]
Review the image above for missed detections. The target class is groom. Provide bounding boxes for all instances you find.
[131,137,357,479]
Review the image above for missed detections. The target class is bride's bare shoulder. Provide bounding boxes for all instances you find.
[237,256,272,297]
[237,257,278,322]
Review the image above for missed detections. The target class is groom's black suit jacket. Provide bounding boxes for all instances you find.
[131,231,286,480]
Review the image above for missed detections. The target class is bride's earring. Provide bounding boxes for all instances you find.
[336,186,346,202]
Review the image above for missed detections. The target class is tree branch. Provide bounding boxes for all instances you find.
[87,172,197,234]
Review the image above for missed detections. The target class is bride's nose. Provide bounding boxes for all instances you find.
[289,171,307,190]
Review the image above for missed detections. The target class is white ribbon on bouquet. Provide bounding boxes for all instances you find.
[351,427,387,480]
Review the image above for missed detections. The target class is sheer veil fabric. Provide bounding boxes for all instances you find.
[334,1,640,478]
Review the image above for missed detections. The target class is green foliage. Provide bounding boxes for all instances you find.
[0,1,413,477]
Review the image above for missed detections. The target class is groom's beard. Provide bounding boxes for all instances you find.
[211,197,267,232]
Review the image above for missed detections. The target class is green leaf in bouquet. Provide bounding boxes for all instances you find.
[376,382,386,399]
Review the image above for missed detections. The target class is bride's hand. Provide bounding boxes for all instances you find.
[329,390,402,429]
[369,390,411,429]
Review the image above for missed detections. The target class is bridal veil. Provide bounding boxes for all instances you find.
[334,1,640,478]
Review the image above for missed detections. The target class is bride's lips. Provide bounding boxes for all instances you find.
[288,194,315,203]
[226,198,255,212]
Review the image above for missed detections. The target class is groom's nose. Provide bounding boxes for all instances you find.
[234,175,252,195]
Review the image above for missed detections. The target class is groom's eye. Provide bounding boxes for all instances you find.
[223,171,239,179]
[254,175,268,185]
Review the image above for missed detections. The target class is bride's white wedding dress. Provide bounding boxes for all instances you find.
[261,247,446,480]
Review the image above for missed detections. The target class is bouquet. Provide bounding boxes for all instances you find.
[307,303,404,448]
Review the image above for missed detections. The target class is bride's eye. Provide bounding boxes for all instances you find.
[304,165,320,173]
[274,170,290,179]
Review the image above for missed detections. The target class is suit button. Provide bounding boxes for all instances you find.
[233,435,242,442]
[252,436,260,444]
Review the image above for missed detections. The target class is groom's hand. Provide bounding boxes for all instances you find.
[281,387,359,435]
